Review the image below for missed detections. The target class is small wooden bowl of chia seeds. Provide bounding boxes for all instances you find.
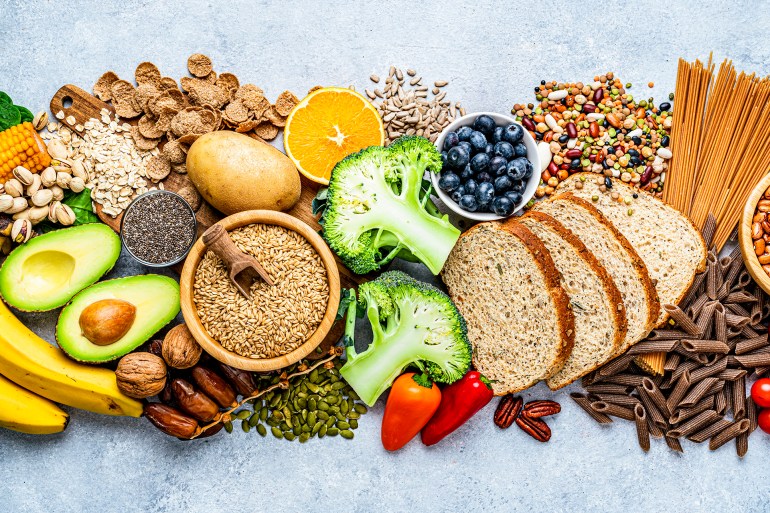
[120,191,197,267]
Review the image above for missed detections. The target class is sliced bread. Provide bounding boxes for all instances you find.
[534,193,660,351]
[516,212,628,389]
[441,221,575,395]
[556,173,707,325]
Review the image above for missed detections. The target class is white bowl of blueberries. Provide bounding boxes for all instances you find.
[432,112,540,221]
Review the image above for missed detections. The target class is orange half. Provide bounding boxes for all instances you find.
[284,87,385,185]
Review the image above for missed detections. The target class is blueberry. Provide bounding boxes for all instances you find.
[507,158,530,181]
[509,180,525,194]
[485,143,495,156]
[492,196,515,216]
[457,141,472,154]
[477,172,493,183]
[494,174,512,192]
[504,190,523,205]
[473,115,496,136]
[494,141,515,160]
[457,126,473,141]
[513,143,528,158]
[450,185,465,204]
[443,132,460,151]
[475,182,495,206]
[490,156,508,175]
[464,179,478,195]
[502,123,524,144]
[440,151,448,167]
[438,172,461,192]
[470,152,490,173]
[447,146,470,168]
[469,131,488,153]
[460,164,474,181]
[459,194,478,212]
[493,126,505,143]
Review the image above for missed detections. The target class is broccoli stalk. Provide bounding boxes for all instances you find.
[340,271,471,406]
[322,136,461,275]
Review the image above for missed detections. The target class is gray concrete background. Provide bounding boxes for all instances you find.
[2,1,770,512]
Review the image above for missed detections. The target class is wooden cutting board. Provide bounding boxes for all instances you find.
[50,84,366,357]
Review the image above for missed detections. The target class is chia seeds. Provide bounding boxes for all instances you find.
[121,191,196,266]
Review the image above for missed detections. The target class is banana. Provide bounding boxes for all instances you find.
[0,373,69,434]
[0,301,143,417]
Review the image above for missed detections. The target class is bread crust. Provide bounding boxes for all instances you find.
[518,211,628,389]
[558,192,661,346]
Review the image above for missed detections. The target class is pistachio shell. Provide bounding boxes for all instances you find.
[12,166,34,186]
[40,167,57,187]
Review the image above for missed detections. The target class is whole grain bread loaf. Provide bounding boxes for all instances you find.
[516,212,628,389]
[534,193,659,352]
[441,221,575,395]
[556,173,707,326]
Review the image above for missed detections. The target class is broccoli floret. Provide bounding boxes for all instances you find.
[321,136,460,275]
[340,271,472,406]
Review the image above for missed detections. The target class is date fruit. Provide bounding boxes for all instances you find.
[191,366,237,408]
[218,363,257,396]
[144,403,201,439]
[171,378,220,422]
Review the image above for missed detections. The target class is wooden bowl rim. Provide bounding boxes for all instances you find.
[179,210,341,371]
[739,172,770,296]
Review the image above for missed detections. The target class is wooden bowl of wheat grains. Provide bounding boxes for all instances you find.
[180,210,340,371]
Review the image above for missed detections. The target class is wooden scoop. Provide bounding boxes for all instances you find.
[202,224,274,299]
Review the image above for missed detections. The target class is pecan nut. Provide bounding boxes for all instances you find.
[515,415,551,442]
[493,395,523,429]
[522,400,561,418]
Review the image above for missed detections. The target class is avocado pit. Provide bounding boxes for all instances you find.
[79,299,137,346]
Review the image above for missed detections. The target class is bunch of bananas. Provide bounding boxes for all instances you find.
[0,301,142,435]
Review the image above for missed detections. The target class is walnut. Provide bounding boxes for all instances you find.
[115,352,167,399]
[162,324,202,369]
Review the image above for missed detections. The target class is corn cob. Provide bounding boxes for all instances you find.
[0,122,51,181]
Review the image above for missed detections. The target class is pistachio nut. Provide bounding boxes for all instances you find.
[48,201,62,222]
[40,167,57,187]
[0,194,14,213]
[4,179,23,198]
[56,172,71,189]
[56,204,76,226]
[26,174,42,197]
[6,197,29,215]
[46,139,68,161]
[27,206,49,225]
[12,166,34,186]
[32,111,49,132]
[12,209,30,221]
[11,218,32,244]
[70,160,88,181]
[53,164,72,173]
[69,176,86,193]
[31,189,53,207]
[50,185,65,201]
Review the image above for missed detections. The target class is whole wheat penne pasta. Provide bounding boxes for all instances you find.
[664,304,702,336]
[597,354,635,378]
[642,377,672,417]
[735,336,768,355]
[605,374,646,387]
[701,213,717,247]
[664,353,682,372]
[648,416,664,438]
[761,303,770,320]
[704,354,721,366]
[716,282,730,302]
[646,329,696,341]
[733,378,747,419]
[673,346,710,364]
[668,410,720,438]
[659,375,674,390]
[718,256,731,275]
[591,401,636,421]
[680,339,730,354]
[671,360,701,381]
[724,257,744,289]
[570,393,613,424]
[727,355,741,367]
[725,313,750,329]
[704,379,725,396]
[714,305,727,342]
[706,253,721,300]
[753,367,770,378]
[736,432,749,458]
[747,395,758,433]
[581,372,598,387]
[726,291,758,304]
[716,368,747,381]
[715,389,727,415]
[726,302,751,317]
[746,325,763,337]
[735,352,770,368]
[724,381,734,414]
[709,419,750,450]
[750,301,762,324]
[627,339,679,355]
[687,292,710,318]
[688,418,732,443]
[592,394,640,409]
[679,377,720,408]
[637,387,668,428]
[727,326,744,339]
[633,404,650,452]
[695,301,719,338]
[736,270,751,289]
[689,356,728,383]
[680,272,707,308]
[666,370,692,412]
[585,383,633,395]
[665,435,684,453]
[669,396,715,424]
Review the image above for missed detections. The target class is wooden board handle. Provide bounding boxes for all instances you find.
[50,84,114,135]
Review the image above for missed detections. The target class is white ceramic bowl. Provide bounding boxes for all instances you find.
[432,112,540,222]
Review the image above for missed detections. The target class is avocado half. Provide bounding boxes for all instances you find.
[56,275,180,363]
[0,224,121,311]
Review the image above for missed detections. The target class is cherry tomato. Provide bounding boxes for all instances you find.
[751,378,770,408]
[758,409,770,434]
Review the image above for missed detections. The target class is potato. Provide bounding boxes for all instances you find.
[186,131,301,215]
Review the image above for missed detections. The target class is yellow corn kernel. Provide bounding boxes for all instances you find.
[0,122,51,181]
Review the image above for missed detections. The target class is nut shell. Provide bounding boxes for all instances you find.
[162,324,202,369]
[115,352,167,399]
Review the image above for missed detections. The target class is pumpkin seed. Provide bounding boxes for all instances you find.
[318,401,329,411]
[224,421,233,433]
[317,411,329,421]
[335,412,346,422]
[266,417,278,427]
[311,421,323,435]
[272,411,285,422]
[309,398,317,411]
[326,395,339,405]
[269,394,281,407]
[354,404,368,414]
[248,413,260,427]
[280,421,290,431]
[318,424,327,438]
[260,408,268,421]
[347,412,361,419]
[326,417,336,427]
[307,382,320,394]
[331,379,344,388]
[309,369,319,383]
[256,424,267,437]
[284,431,296,441]
[282,406,292,420]
[340,429,354,439]
[301,409,308,422]
[236,410,251,420]
[337,421,350,430]
[271,426,283,439]
[327,427,339,436]
[340,401,349,414]
[349,419,358,429]
[329,405,340,414]
[242,420,251,433]
[348,390,360,400]
[297,398,308,409]
[299,432,310,443]
[301,424,311,433]
[307,412,317,426]
[292,424,301,436]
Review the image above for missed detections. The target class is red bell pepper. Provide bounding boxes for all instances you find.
[421,371,494,446]
[381,372,441,451]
